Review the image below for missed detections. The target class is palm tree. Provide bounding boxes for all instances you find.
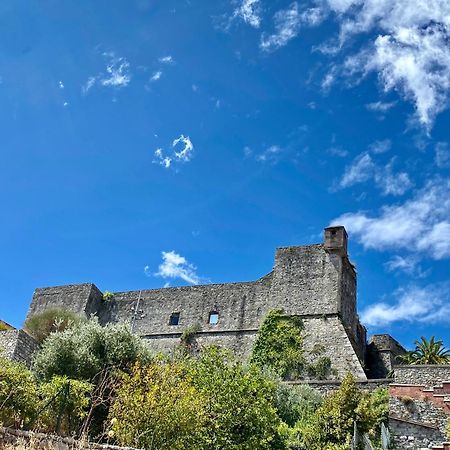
[397,336,450,365]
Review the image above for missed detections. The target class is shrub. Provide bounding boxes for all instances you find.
[110,362,206,450]
[102,291,114,301]
[38,375,93,435]
[188,346,285,450]
[33,319,152,381]
[251,310,305,380]
[274,382,323,427]
[0,356,39,428]
[24,309,84,344]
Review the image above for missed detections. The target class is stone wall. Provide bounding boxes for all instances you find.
[27,283,104,319]
[366,335,406,379]
[288,378,390,395]
[20,227,387,380]
[0,427,137,450]
[394,365,450,386]
[389,417,443,450]
[0,330,38,367]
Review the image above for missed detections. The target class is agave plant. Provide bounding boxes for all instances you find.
[397,336,450,365]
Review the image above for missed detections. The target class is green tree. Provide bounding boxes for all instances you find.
[38,375,93,436]
[250,310,305,380]
[397,336,450,365]
[33,319,152,381]
[0,356,39,428]
[110,362,206,450]
[189,346,285,450]
[24,308,85,344]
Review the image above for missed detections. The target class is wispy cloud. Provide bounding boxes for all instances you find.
[361,284,450,327]
[336,140,411,196]
[232,0,262,28]
[83,52,131,93]
[435,142,450,169]
[260,2,302,52]
[150,71,162,82]
[368,139,391,154]
[159,55,174,64]
[365,101,397,113]
[332,178,450,260]
[153,134,195,169]
[384,255,426,277]
[150,250,201,285]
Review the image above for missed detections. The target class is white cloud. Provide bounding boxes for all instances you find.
[435,142,450,169]
[83,53,131,93]
[368,139,391,154]
[339,152,374,188]
[233,0,262,28]
[152,250,201,285]
[361,284,450,327]
[153,135,195,169]
[384,255,422,276]
[159,55,174,64]
[332,178,450,259]
[101,55,131,87]
[365,101,397,113]
[255,145,283,163]
[374,160,412,196]
[150,71,162,82]
[58,81,64,89]
[262,0,450,128]
[260,2,302,52]
[337,148,411,195]
[172,134,194,162]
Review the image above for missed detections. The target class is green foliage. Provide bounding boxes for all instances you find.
[179,323,201,354]
[274,382,323,427]
[102,291,114,301]
[188,346,285,450]
[24,309,85,344]
[397,336,450,365]
[33,319,152,381]
[0,322,11,331]
[38,375,93,435]
[110,347,284,450]
[307,356,335,380]
[251,310,305,380]
[110,362,206,450]
[286,375,388,450]
[0,356,39,428]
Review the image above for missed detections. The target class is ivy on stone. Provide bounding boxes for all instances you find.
[250,309,305,380]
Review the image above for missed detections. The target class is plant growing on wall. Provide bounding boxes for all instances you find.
[102,291,114,301]
[250,309,306,380]
[24,309,85,345]
[397,336,450,365]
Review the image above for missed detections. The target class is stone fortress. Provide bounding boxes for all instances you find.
[5,225,450,448]
[14,226,404,380]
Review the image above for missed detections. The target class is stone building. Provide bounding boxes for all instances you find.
[16,226,402,379]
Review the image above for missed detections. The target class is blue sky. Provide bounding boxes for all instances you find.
[2,0,450,350]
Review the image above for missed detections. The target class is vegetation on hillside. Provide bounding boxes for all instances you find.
[0,312,389,449]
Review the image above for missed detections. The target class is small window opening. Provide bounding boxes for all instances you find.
[209,311,219,325]
[169,312,180,326]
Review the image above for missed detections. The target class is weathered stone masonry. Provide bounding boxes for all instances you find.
[19,226,402,380]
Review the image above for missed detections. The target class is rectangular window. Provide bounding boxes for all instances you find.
[209,312,219,325]
[169,312,180,326]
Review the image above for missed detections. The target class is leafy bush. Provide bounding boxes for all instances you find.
[287,374,389,450]
[274,382,323,427]
[24,309,85,344]
[251,310,305,380]
[33,319,152,381]
[0,357,39,428]
[110,362,206,450]
[0,322,12,331]
[38,375,93,435]
[188,346,285,450]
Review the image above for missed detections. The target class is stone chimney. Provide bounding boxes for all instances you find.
[324,226,348,257]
